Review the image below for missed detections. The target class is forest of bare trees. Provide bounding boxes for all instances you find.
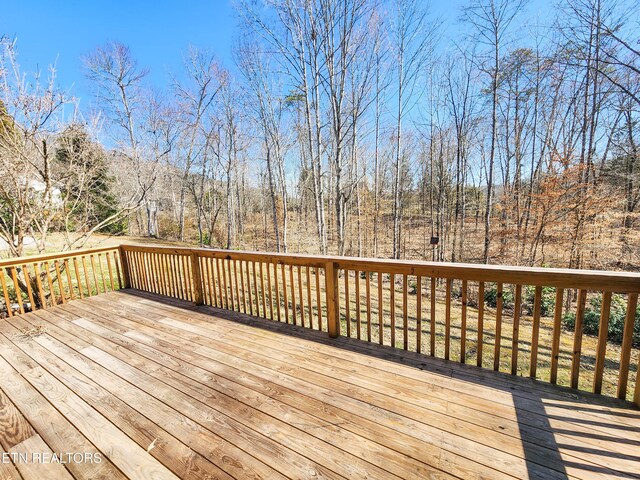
[1,0,639,271]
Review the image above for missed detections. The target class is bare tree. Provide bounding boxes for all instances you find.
[462,0,527,263]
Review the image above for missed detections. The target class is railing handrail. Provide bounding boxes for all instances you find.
[0,245,120,268]
[120,244,640,293]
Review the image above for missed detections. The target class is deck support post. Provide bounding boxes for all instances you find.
[325,261,340,338]
[118,246,131,289]
[190,252,204,306]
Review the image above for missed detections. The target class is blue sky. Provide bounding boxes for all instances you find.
[1,0,237,108]
[2,0,553,111]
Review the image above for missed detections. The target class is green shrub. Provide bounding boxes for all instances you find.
[562,294,640,346]
[484,283,514,309]
[523,286,556,317]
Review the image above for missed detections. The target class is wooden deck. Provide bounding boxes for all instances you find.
[0,290,639,479]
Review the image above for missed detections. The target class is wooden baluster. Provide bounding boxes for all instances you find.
[125,252,134,289]
[282,264,289,323]
[355,270,361,340]
[138,252,149,291]
[461,280,467,363]
[64,259,75,300]
[221,258,229,308]
[234,260,241,311]
[345,270,351,337]
[207,257,220,307]
[10,267,25,313]
[156,253,164,295]
[205,257,214,305]
[174,255,182,299]
[115,248,126,289]
[106,253,116,291]
[512,285,523,375]
[306,266,312,328]
[144,252,153,292]
[261,263,268,318]
[550,288,564,384]
[114,250,123,289]
[403,274,408,350]
[160,253,168,296]
[22,264,36,309]
[477,282,485,367]
[181,255,189,301]
[366,272,372,342]
[33,263,46,309]
[44,261,57,306]
[445,279,452,360]
[297,265,304,328]
[179,255,188,300]
[289,264,296,325]
[226,259,234,310]
[73,258,84,299]
[390,273,396,348]
[593,291,612,394]
[197,257,205,304]
[254,262,261,317]
[0,268,13,317]
[315,267,322,330]
[570,289,587,387]
[493,282,504,371]
[137,252,147,292]
[430,278,436,356]
[530,286,543,378]
[274,263,281,321]
[378,272,383,345]
[416,275,422,353]
[172,255,182,299]
[245,261,252,315]
[157,253,165,295]
[98,254,108,293]
[325,261,339,338]
[151,252,158,293]
[134,252,144,291]
[234,260,247,313]
[54,261,67,304]
[214,258,223,307]
[144,253,153,292]
[127,252,137,290]
[617,293,638,400]
[268,263,275,320]
[190,253,204,306]
[90,255,100,295]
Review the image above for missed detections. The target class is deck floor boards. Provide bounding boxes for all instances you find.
[0,289,639,479]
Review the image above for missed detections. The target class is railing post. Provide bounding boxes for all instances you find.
[325,261,340,338]
[118,245,131,289]
[190,252,204,306]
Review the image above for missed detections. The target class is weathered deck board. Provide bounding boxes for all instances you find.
[0,290,638,480]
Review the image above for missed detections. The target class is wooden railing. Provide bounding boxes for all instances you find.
[0,246,123,316]
[3,244,638,406]
[119,245,640,406]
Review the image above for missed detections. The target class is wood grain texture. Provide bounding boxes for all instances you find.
[2,290,639,479]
